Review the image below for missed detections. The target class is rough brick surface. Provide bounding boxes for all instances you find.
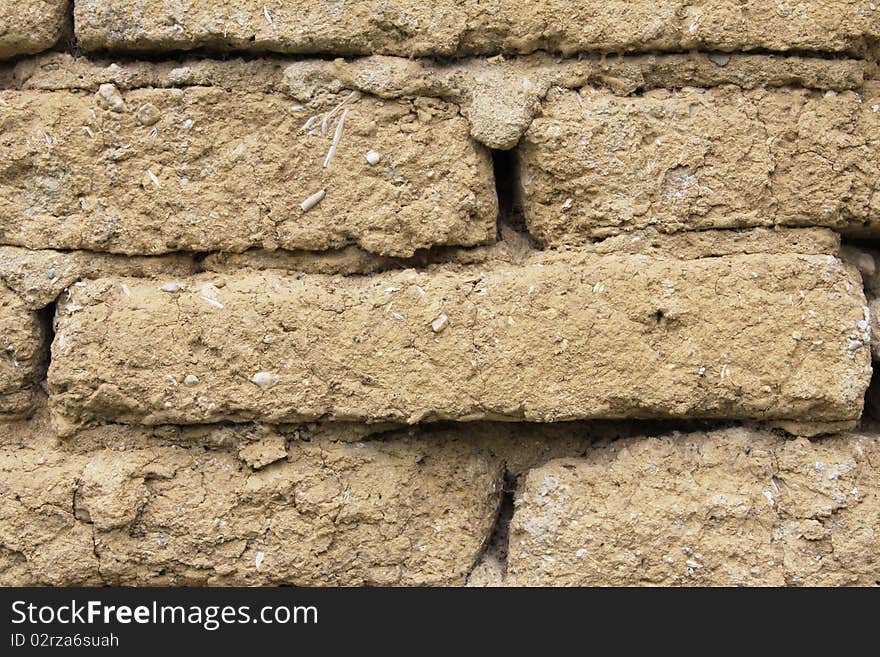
[0,1,68,60]
[48,248,870,431]
[0,409,503,585]
[3,24,880,591]
[320,52,869,151]
[8,52,863,98]
[3,52,865,152]
[0,246,198,309]
[0,285,45,417]
[519,83,880,245]
[508,427,880,586]
[0,85,496,256]
[73,1,880,57]
[196,227,843,281]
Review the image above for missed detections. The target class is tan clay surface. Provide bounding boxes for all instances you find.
[0,285,45,417]
[0,1,68,60]
[48,248,870,431]
[0,246,198,309]
[0,405,503,585]
[519,83,880,244]
[508,427,880,586]
[73,1,880,57]
[0,84,496,256]
[2,16,880,589]
[3,52,866,152]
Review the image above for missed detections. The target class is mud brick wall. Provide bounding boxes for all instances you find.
[1,2,879,587]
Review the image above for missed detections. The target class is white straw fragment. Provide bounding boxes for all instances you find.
[321,91,359,134]
[301,115,321,132]
[323,108,348,169]
[301,189,326,212]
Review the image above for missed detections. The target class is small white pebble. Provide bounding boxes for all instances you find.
[251,371,278,390]
[183,374,199,386]
[255,551,265,569]
[431,313,449,333]
[366,150,381,165]
[97,83,125,112]
[168,67,191,83]
[708,53,731,67]
[160,282,181,293]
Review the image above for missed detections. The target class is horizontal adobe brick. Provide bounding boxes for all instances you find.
[508,427,880,586]
[47,248,870,431]
[73,1,880,57]
[0,85,496,256]
[1,52,865,153]
[518,83,880,244]
[0,411,503,585]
